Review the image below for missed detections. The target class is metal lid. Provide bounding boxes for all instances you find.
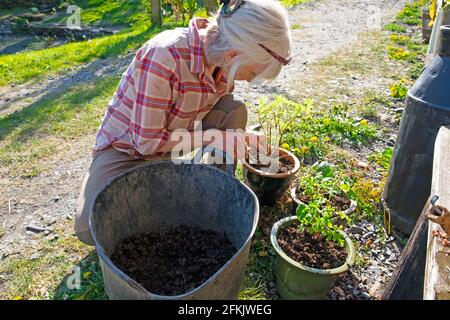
[438,25,450,56]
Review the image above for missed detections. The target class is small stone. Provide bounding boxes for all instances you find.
[26,225,47,233]
[349,225,365,234]
[369,282,384,299]
[361,291,371,300]
[357,161,369,169]
[362,232,374,239]
[353,288,361,296]
[386,253,396,262]
[335,286,345,298]
[30,253,40,260]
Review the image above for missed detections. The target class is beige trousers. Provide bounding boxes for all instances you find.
[75,94,247,245]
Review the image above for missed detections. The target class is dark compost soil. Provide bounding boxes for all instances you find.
[295,188,351,211]
[277,225,348,270]
[110,225,236,296]
[327,194,351,211]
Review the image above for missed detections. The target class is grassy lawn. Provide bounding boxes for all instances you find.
[0,0,429,300]
[0,0,308,87]
[0,0,200,87]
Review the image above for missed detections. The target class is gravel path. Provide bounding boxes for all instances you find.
[235,0,411,111]
[1,0,413,298]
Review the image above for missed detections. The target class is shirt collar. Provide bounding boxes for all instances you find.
[187,18,209,74]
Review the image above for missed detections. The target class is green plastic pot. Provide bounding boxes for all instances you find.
[270,216,356,300]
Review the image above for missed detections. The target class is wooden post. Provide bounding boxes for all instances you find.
[424,126,450,300]
[151,0,162,28]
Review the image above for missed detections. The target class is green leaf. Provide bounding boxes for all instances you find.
[296,203,308,221]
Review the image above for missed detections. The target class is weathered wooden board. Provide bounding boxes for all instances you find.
[424,126,450,300]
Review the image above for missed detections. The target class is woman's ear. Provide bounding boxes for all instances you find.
[224,49,243,64]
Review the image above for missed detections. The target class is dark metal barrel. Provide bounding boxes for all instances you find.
[383,26,450,234]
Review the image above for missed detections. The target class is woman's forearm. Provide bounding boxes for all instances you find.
[156,130,225,154]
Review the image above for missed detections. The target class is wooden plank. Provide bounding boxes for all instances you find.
[382,204,429,300]
[424,126,450,300]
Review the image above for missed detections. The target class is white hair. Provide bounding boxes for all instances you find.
[204,0,292,90]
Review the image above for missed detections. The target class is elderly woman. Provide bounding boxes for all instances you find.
[75,0,292,245]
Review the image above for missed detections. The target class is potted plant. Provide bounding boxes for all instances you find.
[289,161,357,225]
[242,96,302,206]
[270,194,356,300]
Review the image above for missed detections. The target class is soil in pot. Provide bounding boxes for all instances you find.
[277,225,348,270]
[249,153,295,174]
[295,188,351,211]
[110,225,236,296]
[326,194,351,211]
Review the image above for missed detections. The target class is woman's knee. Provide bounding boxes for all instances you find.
[203,94,248,130]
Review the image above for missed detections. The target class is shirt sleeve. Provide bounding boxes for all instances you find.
[130,46,177,156]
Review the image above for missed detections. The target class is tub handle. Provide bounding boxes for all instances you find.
[194,146,235,177]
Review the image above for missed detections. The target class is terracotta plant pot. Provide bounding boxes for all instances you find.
[242,147,301,206]
[270,216,356,300]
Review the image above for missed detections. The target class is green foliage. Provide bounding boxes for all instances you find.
[293,162,355,247]
[384,22,406,33]
[0,25,159,86]
[254,95,306,149]
[162,0,198,23]
[282,103,378,164]
[387,45,413,61]
[396,0,428,25]
[52,253,106,300]
[389,79,409,99]
[368,147,393,171]
[44,0,149,28]
[297,161,355,202]
[385,0,428,85]
[280,0,310,7]
[295,201,347,247]
[390,34,410,45]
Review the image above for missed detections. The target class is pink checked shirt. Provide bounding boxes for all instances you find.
[94,18,230,159]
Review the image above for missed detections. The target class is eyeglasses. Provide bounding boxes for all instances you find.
[219,0,292,66]
[220,0,244,18]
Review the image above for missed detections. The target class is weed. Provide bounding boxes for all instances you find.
[368,148,394,171]
[384,22,407,33]
[389,79,409,99]
[396,0,428,26]
[387,45,413,61]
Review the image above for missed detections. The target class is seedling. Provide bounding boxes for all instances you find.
[249,96,306,172]
[294,162,353,247]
